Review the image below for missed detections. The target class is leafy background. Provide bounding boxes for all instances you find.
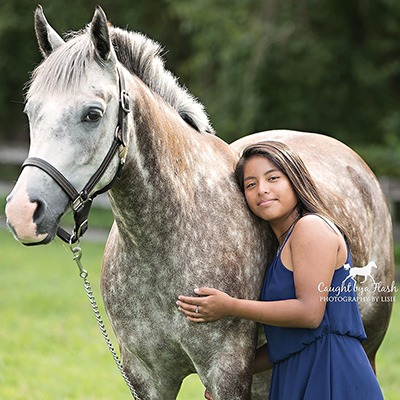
[0,0,400,176]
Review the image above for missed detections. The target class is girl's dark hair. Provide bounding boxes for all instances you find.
[235,140,348,239]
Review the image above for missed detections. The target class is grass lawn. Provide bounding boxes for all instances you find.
[0,227,398,399]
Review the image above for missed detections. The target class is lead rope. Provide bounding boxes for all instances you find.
[69,239,142,400]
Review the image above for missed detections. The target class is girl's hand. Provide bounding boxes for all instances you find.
[177,287,234,322]
[204,389,213,399]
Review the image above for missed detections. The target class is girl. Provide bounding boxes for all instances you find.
[176,141,384,400]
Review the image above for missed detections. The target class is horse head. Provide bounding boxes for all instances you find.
[5,6,126,245]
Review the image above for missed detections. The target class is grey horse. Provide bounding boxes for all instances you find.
[5,6,394,399]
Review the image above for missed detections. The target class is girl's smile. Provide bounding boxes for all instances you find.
[257,198,276,207]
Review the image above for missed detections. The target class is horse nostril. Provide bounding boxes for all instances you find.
[32,199,46,224]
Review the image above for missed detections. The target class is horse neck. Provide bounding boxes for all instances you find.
[108,76,236,242]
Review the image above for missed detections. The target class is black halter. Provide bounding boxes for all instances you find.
[21,64,131,244]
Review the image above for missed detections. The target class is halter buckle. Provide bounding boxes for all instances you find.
[75,218,88,241]
[120,90,131,113]
[72,193,86,212]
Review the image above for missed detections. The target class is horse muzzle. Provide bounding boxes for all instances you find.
[5,171,68,246]
[6,192,50,245]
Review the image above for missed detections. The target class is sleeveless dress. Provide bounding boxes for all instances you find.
[261,228,384,400]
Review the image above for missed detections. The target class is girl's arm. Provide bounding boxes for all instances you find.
[177,216,342,329]
[253,344,273,373]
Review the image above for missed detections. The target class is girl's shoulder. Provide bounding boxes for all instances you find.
[281,214,345,271]
[284,214,348,271]
[291,214,343,244]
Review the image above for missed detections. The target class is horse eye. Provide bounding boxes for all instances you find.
[84,109,103,122]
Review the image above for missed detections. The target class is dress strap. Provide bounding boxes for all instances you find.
[309,213,342,236]
[344,239,351,264]
[276,221,297,255]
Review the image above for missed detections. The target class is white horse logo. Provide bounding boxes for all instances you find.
[343,261,377,284]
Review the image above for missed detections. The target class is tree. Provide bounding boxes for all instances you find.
[1,0,400,178]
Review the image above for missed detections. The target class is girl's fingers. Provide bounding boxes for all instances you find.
[187,315,206,323]
[177,287,219,323]
[178,295,204,305]
[176,300,198,313]
[187,310,203,318]
[194,287,217,296]
[178,287,217,304]
[178,304,202,317]
[177,301,208,320]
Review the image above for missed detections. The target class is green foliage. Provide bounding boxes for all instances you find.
[354,132,400,177]
[1,0,400,148]
[169,0,400,144]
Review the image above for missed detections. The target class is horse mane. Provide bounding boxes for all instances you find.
[110,27,214,134]
[26,25,214,135]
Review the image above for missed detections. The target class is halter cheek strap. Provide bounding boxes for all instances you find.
[20,64,131,244]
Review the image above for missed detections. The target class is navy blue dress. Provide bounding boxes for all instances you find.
[261,230,384,400]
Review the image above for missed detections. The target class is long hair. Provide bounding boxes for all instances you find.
[235,140,349,239]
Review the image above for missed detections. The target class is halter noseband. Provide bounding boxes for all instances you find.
[21,64,131,244]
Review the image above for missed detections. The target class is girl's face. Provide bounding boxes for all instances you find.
[243,156,298,225]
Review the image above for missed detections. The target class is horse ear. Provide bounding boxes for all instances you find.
[34,5,64,58]
[90,6,113,62]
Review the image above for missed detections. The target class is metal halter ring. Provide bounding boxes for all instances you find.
[195,305,199,314]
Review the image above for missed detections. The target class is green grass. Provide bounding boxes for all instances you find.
[0,228,205,399]
[376,302,400,400]
[0,228,398,399]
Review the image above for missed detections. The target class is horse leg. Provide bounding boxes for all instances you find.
[251,370,272,400]
[198,353,251,400]
[120,348,187,400]
[196,348,255,400]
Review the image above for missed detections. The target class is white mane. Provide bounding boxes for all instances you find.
[27,25,214,135]
[111,27,214,134]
